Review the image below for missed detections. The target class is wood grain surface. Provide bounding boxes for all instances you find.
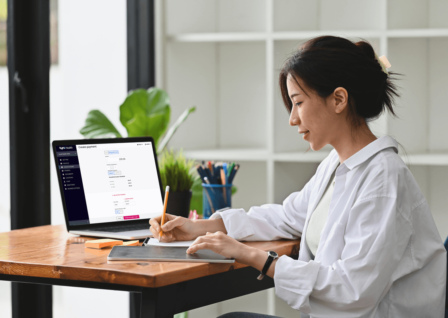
[0,225,300,288]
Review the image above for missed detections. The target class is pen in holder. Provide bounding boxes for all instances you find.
[202,183,232,219]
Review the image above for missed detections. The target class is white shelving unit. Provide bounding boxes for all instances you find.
[156,1,448,316]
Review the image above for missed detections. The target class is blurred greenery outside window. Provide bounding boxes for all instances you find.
[0,0,6,66]
[0,0,59,66]
[50,0,58,64]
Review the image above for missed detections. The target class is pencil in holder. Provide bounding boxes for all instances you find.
[202,183,232,219]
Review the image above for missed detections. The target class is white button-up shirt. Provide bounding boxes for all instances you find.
[211,136,447,318]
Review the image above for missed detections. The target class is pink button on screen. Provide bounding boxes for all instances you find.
[123,215,140,220]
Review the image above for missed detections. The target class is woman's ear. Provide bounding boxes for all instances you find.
[333,87,348,114]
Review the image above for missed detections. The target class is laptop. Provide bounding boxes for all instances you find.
[52,137,164,240]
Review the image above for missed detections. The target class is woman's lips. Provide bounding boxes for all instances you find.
[303,131,310,140]
[300,130,310,140]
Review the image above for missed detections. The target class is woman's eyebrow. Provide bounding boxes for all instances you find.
[290,93,301,99]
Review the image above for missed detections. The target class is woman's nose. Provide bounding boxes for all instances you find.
[289,107,300,126]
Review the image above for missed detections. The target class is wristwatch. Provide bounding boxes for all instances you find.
[257,251,279,280]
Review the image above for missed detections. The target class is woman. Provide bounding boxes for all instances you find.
[150,36,447,317]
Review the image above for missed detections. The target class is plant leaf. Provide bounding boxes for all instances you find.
[159,149,195,192]
[157,106,196,154]
[80,110,122,138]
[189,176,203,215]
[119,88,171,146]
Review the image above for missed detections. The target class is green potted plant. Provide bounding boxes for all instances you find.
[159,149,197,218]
[80,87,195,154]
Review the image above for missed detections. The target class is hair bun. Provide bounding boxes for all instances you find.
[355,40,375,59]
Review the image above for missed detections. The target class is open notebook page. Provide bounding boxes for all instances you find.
[146,238,194,247]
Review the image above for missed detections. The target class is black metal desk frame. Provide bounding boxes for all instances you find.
[0,267,273,318]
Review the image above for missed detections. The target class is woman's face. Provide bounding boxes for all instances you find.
[286,74,347,151]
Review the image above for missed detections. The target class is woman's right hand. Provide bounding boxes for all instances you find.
[149,214,198,242]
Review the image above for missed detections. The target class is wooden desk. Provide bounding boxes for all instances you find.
[0,225,300,317]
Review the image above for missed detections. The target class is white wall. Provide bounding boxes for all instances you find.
[52,1,129,317]
[0,66,12,318]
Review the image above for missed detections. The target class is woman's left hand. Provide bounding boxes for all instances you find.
[186,231,249,261]
[187,231,278,278]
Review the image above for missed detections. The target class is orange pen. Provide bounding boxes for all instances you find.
[159,186,170,238]
[208,161,214,176]
[220,168,227,205]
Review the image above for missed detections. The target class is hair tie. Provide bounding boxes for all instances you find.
[375,53,391,76]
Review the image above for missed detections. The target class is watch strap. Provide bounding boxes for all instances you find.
[257,251,278,280]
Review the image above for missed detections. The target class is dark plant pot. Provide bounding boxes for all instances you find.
[166,190,192,218]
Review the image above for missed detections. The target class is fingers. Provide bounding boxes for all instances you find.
[187,236,205,253]
[150,228,173,242]
[187,234,218,253]
[150,215,184,242]
[161,216,184,232]
[149,217,161,232]
[149,225,159,240]
[186,231,236,258]
[186,242,212,254]
[159,232,174,243]
[149,214,176,239]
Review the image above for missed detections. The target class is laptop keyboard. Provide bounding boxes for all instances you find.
[86,224,150,233]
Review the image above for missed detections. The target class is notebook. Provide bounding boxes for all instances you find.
[145,238,195,247]
[107,245,235,263]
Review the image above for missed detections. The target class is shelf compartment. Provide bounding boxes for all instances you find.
[165,42,219,150]
[320,0,383,31]
[273,0,319,32]
[230,161,267,212]
[388,0,448,30]
[165,0,266,36]
[273,0,382,32]
[166,42,266,150]
[218,42,266,148]
[274,162,319,204]
[388,37,448,153]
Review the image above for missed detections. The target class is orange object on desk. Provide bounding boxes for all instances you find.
[122,240,139,246]
[85,239,123,249]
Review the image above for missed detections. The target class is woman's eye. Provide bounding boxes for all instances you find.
[295,102,302,107]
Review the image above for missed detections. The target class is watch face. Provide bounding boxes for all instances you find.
[268,251,278,258]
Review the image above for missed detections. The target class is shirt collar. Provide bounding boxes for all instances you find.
[342,135,398,171]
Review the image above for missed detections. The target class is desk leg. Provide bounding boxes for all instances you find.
[140,288,173,318]
[12,283,52,318]
[130,292,141,318]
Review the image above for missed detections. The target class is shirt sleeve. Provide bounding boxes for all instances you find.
[210,173,317,241]
[273,196,413,316]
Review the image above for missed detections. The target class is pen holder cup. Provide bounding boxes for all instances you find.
[202,183,232,219]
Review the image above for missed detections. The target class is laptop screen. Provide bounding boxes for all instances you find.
[55,141,163,226]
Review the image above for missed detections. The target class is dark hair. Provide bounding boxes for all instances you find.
[279,36,400,129]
